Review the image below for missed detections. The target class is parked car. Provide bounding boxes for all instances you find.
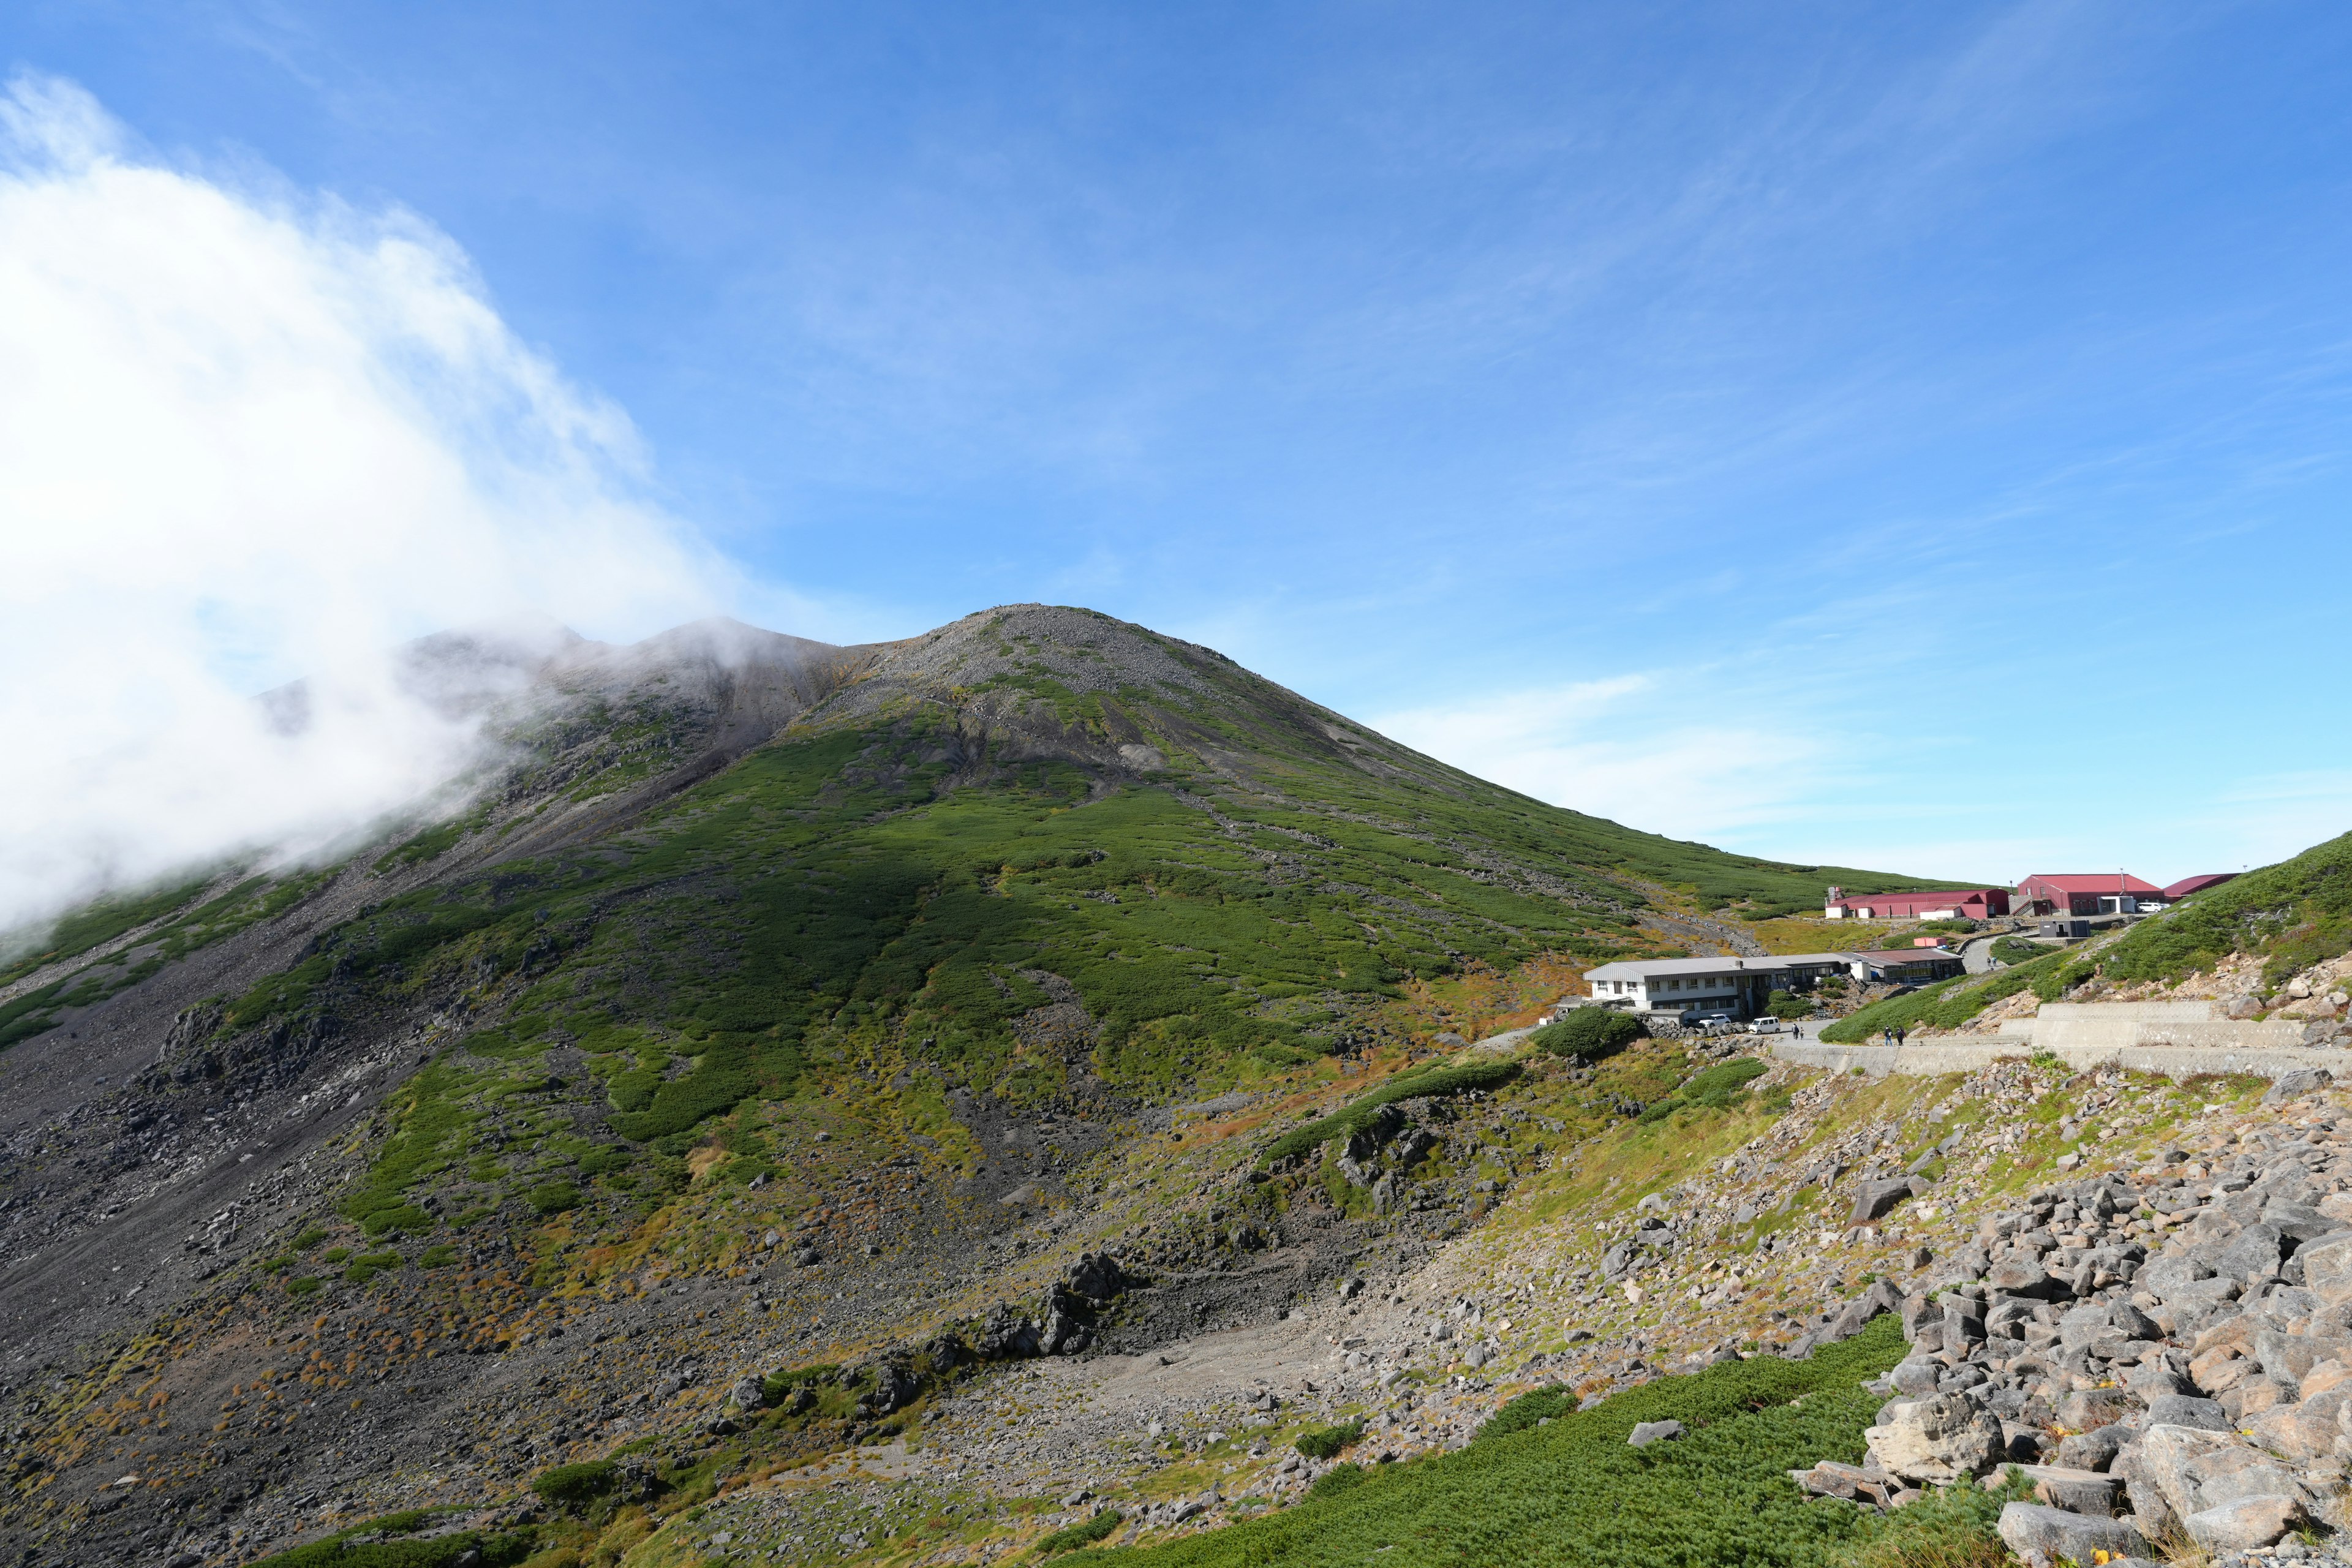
[1744,1018,1784,1034]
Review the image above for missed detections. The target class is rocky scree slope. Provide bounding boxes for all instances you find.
[619,1023,2352,1568]
[0,604,1936,1568]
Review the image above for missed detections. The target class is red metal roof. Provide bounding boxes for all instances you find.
[2161,873,2239,900]
[2018,873,2164,895]
[1838,888,2003,903]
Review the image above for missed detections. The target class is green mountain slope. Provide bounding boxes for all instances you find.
[225,605,1934,1186]
[0,603,1954,1568]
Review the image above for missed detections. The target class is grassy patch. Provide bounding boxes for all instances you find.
[1035,1510,1124,1556]
[1637,1056,1770,1123]
[2103,831,2352,989]
[1820,948,2090,1043]
[1263,1061,1520,1164]
[1529,1009,1643,1060]
[1294,1419,1365,1460]
[249,1525,537,1567]
[1063,1319,1935,1568]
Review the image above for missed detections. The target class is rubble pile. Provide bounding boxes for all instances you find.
[1789,1077,2352,1567]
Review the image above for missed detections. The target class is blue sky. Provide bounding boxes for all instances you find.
[7,1,2351,892]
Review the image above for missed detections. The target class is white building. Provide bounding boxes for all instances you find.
[1579,952,1866,1019]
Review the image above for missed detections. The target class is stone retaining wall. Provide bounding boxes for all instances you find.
[1774,1040,2347,1080]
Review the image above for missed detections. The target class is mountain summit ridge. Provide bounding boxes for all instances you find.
[0,601,1942,1567]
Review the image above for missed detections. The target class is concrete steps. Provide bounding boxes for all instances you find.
[1781,998,2327,1079]
[1776,1039,2342,1080]
[2024,1001,2308,1054]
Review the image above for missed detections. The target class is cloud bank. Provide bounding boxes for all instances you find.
[0,74,734,936]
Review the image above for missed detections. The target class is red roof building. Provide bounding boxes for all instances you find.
[2016,873,2164,917]
[1823,886,2010,920]
[2162,873,2239,900]
[1852,948,1967,983]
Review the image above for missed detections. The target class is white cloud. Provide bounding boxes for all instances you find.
[1369,673,1831,843]
[0,74,742,934]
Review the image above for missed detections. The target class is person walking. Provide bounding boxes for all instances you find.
[1895,1025,1909,1048]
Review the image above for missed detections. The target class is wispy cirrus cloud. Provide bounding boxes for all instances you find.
[1368,672,1833,843]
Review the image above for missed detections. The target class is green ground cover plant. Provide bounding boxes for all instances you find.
[0,873,212,987]
[1035,1509,1124,1555]
[1060,1317,1988,1568]
[1987,937,2043,967]
[532,1459,617,1507]
[1529,1008,1643,1060]
[1262,1062,1520,1164]
[1637,1056,1769,1122]
[248,1528,538,1567]
[1293,1419,1365,1460]
[1819,948,2090,1044]
[2101,830,2352,989]
[1305,1463,1368,1501]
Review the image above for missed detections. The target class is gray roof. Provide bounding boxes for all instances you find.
[1583,952,1860,982]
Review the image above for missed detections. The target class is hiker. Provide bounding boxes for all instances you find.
[1895,1026,1909,1048]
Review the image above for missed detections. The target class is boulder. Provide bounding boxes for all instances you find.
[1938,1298,1986,1349]
[2120,1362,2191,1400]
[2135,1423,2309,1521]
[1065,1251,1133,1305]
[2021,1464,2122,1515]
[973,1303,1041,1360]
[2137,1254,2214,1297]
[2260,1201,2335,1245]
[2057,1304,2113,1353]
[728,1374,767,1410]
[1628,1419,1684,1447]
[2197,1223,2286,1281]
[2254,1327,2352,1391]
[1825,1278,1905,1341]
[2184,1493,2305,1552]
[2303,1357,2352,1396]
[1850,1178,1917,1226]
[2051,1425,2127,1473]
[1888,1359,1941,1396]
[2248,1395,2344,1460]
[2297,1231,2352,1305]
[2111,1442,2173,1541]
[1985,1295,2039,1340]
[2168,1274,2242,1315]
[861,1362,921,1415]
[1864,1395,2002,1483]
[2141,1394,2228,1431]
[1987,1257,2068,1300]
[2261,1069,2333,1105]
[1995,1502,2149,1566]
[2192,1313,2253,1357]
[1790,1459,1890,1504]
[2056,1389,2135,1432]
